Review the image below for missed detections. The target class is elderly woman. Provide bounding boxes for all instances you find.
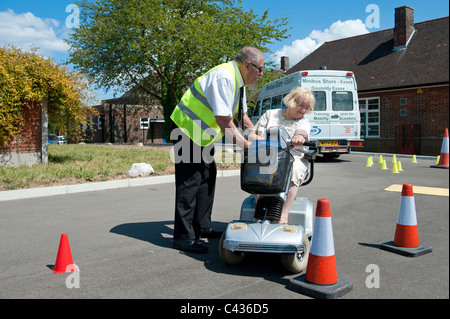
[249,87,315,223]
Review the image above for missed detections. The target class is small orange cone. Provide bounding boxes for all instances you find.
[52,233,75,274]
[288,199,352,298]
[381,184,432,257]
[430,128,449,169]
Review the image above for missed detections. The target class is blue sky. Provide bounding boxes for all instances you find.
[1,0,448,102]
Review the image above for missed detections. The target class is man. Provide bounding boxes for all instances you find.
[170,47,264,253]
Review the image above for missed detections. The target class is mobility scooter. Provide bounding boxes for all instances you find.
[219,126,316,273]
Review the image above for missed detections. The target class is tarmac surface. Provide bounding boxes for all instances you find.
[0,153,448,302]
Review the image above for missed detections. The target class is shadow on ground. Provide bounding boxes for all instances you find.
[110,220,297,286]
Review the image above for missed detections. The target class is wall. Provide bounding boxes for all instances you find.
[359,85,449,155]
[0,100,47,167]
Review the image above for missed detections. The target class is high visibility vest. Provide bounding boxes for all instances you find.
[170,62,242,147]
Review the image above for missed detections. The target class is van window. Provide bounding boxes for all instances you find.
[313,91,326,111]
[282,93,288,109]
[252,100,261,117]
[332,91,353,111]
[262,97,271,114]
[247,106,253,117]
[271,95,282,109]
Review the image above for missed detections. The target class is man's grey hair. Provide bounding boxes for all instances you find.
[234,46,264,65]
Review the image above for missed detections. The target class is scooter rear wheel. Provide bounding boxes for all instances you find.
[219,231,246,266]
[281,233,310,274]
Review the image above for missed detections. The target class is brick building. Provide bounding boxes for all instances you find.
[0,100,48,167]
[286,6,449,155]
[86,93,165,144]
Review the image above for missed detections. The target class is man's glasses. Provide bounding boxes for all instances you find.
[250,62,263,74]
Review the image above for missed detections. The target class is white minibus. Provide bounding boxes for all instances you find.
[251,69,364,158]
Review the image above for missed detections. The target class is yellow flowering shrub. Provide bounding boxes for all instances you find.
[0,46,97,145]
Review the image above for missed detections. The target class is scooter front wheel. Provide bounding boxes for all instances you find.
[219,231,246,266]
[281,233,310,274]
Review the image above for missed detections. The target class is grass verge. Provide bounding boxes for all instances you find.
[1,144,241,191]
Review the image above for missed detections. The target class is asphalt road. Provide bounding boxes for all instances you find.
[0,153,448,302]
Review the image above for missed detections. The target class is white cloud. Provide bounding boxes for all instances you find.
[0,9,70,55]
[271,37,321,69]
[272,19,369,67]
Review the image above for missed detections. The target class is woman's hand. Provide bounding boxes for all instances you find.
[290,134,306,147]
[290,130,308,147]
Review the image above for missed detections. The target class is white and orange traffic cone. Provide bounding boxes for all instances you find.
[381,184,432,257]
[430,128,449,169]
[288,199,352,299]
[305,199,337,285]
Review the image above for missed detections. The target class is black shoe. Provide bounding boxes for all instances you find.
[172,239,208,254]
[196,228,223,239]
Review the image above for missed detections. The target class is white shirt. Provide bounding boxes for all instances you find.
[198,61,247,117]
[254,108,311,158]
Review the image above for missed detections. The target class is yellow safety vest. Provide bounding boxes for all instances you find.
[170,62,242,147]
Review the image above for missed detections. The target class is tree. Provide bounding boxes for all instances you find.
[67,0,290,140]
[0,46,96,145]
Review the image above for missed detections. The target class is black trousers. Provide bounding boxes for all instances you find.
[173,134,217,240]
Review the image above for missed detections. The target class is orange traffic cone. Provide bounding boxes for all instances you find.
[430,128,449,169]
[288,199,352,299]
[381,184,432,257]
[52,233,75,274]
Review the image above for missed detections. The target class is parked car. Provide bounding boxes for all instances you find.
[48,135,67,145]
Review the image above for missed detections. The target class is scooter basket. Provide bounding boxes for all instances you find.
[241,140,293,194]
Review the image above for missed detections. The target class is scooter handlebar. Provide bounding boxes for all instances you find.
[303,141,316,147]
[285,140,316,148]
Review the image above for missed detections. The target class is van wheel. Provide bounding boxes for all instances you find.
[281,233,310,274]
[219,231,246,265]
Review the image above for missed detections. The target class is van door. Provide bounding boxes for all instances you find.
[305,91,329,140]
[329,90,359,140]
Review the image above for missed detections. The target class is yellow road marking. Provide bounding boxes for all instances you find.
[384,184,449,197]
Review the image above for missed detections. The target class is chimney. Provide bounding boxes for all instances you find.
[393,6,415,51]
[280,56,289,72]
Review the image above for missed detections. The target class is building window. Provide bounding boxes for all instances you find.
[140,117,149,129]
[83,118,94,131]
[359,98,380,138]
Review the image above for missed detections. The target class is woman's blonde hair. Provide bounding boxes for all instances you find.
[283,87,315,113]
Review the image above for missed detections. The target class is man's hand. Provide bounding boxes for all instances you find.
[216,115,250,149]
